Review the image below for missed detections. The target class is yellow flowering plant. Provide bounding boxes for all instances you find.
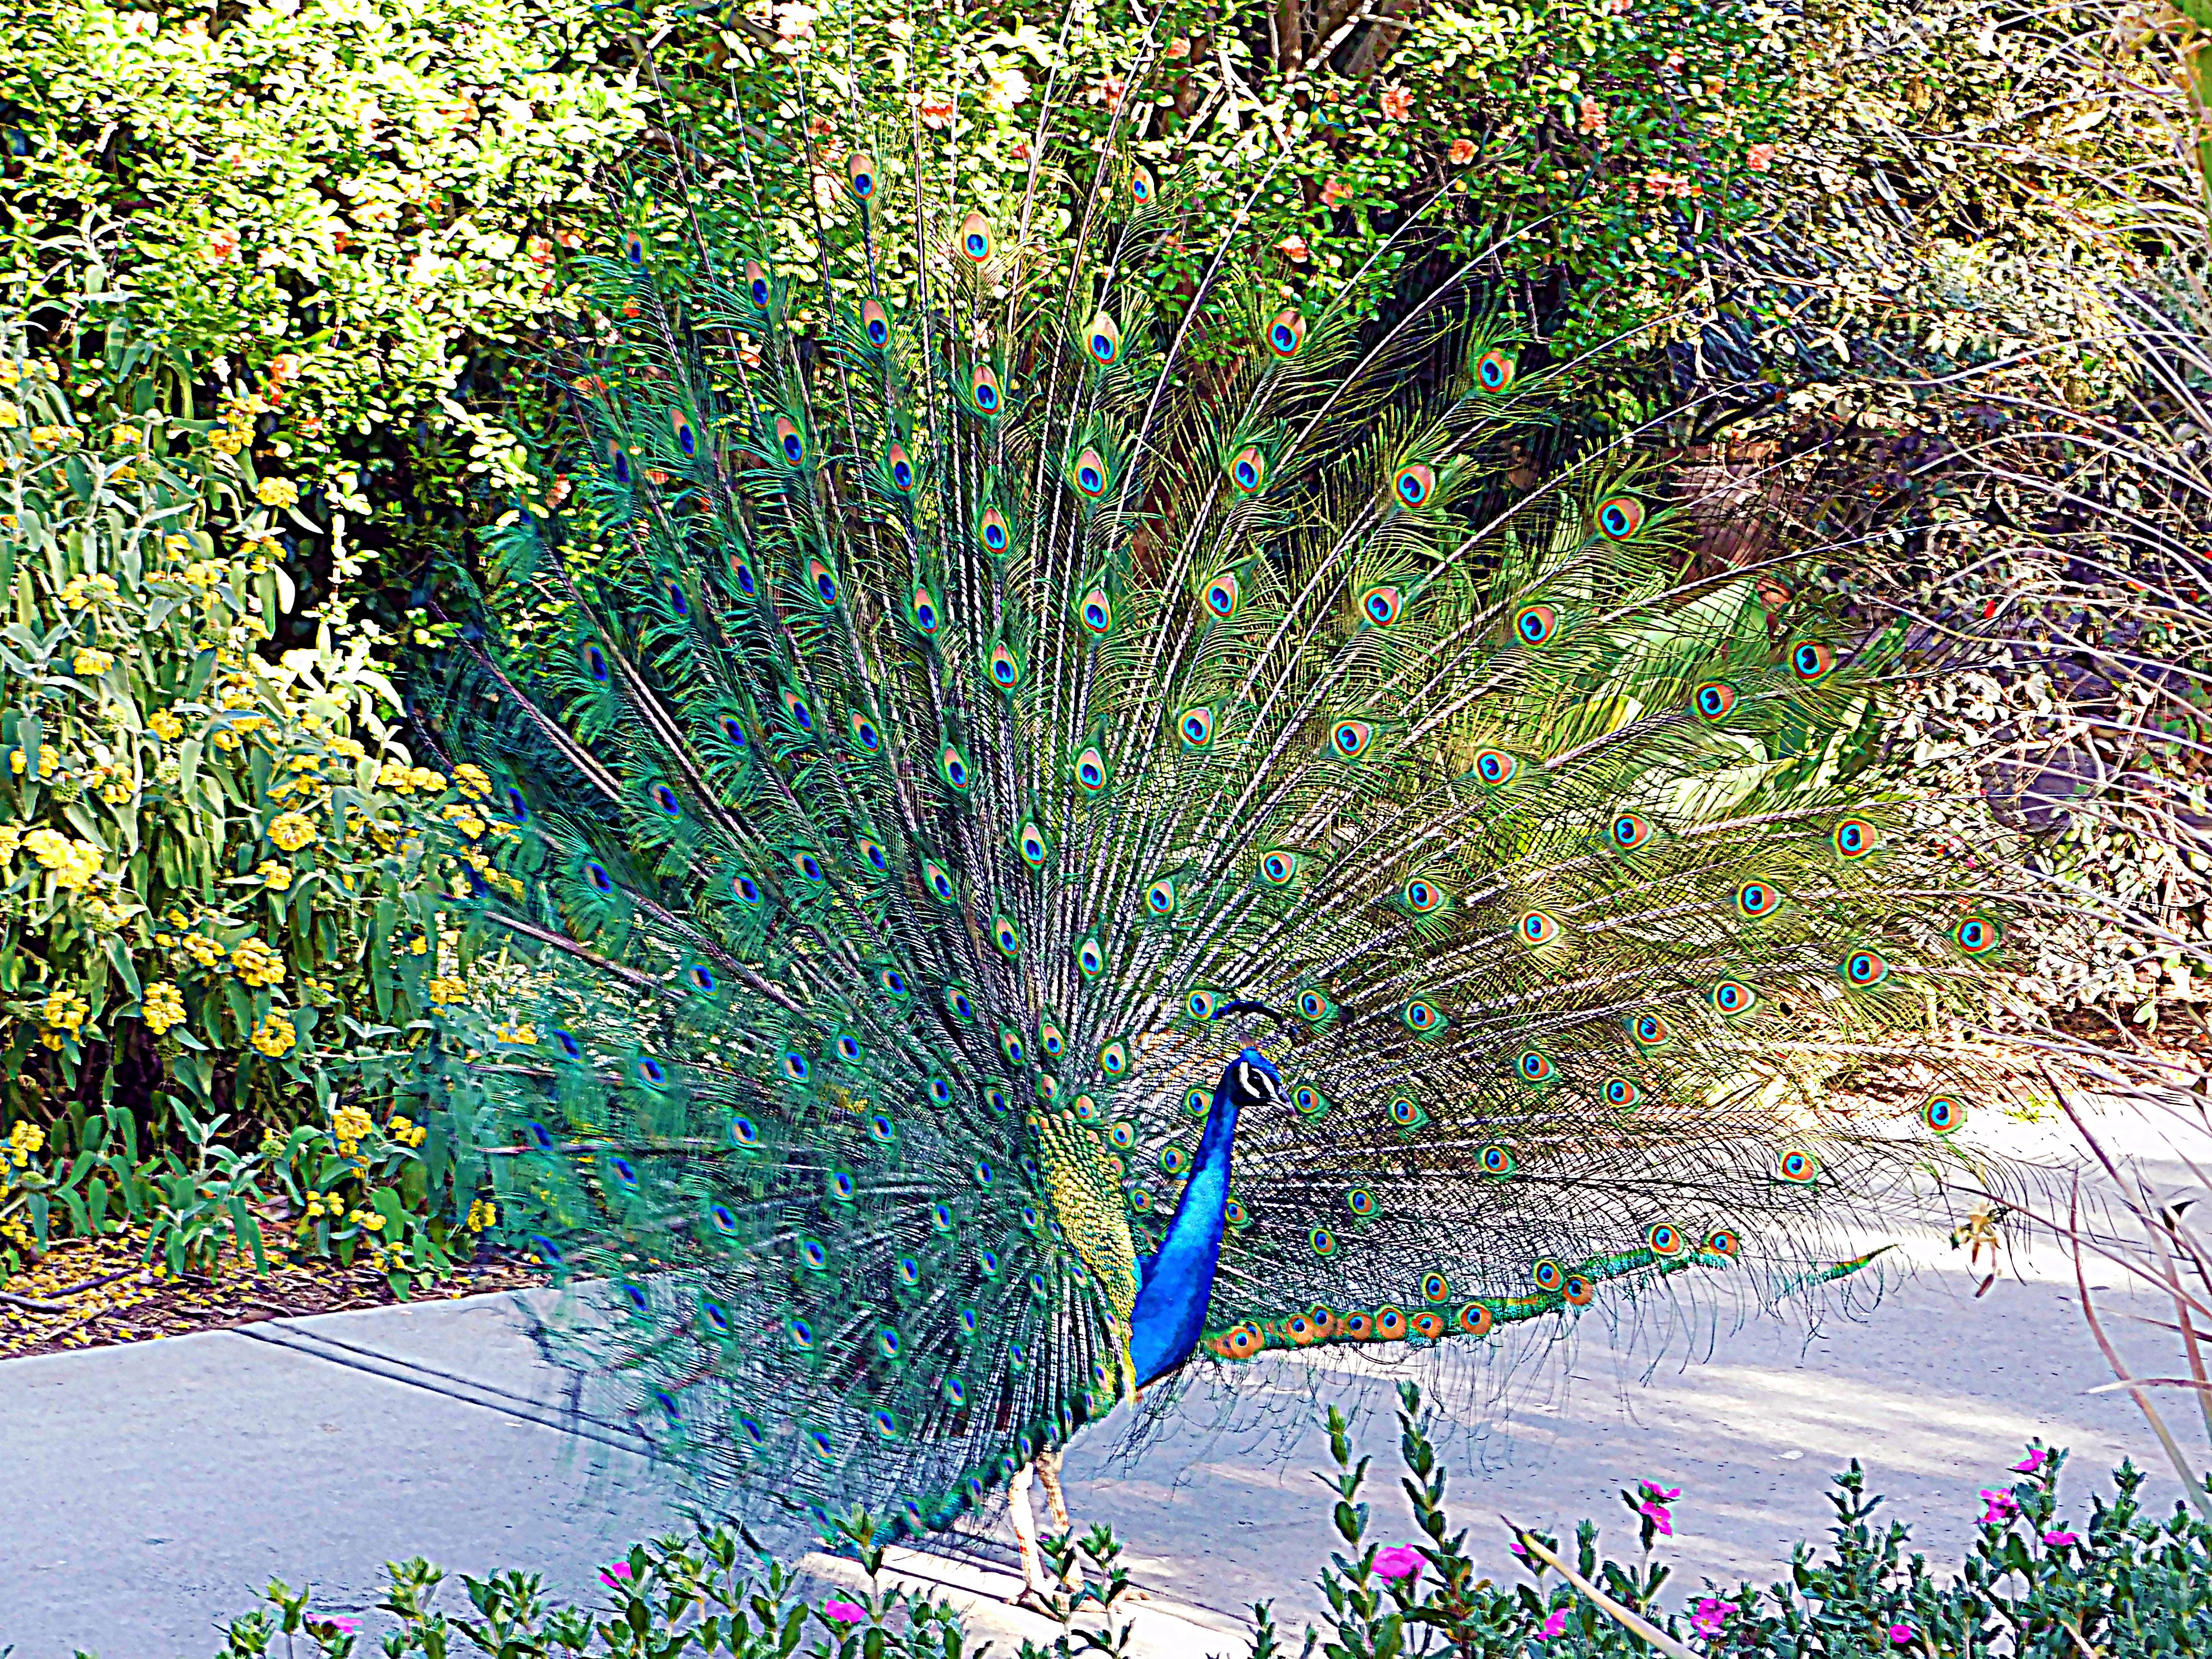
[0,318,499,1277]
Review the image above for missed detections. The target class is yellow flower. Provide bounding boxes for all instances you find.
[0,401,17,428]
[182,933,224,968]
[332,1106,374,1144]
[256,860,293,891]
[268,811,317,852]
[250,1010,296,1057]
[72,647,115,677]
[142,982,186,1035]
[9,1121,45,1156]
[229,937,285,988]
[12,744,59,778]
[41,989,91,1046]
[163,534,193,556]
[148,709,184,742]
[453,763,493,800]
[409,934,430,955]
[180,561,223,588]
[428,975,467,1006]
[22,826,106,890]
[255,476,300,508]
[466,1199,498,1231]
[58,573,118,610]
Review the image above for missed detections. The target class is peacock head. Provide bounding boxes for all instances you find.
[1224,1048,1289,1113]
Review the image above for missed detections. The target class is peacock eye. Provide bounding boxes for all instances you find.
[1266,308,1305,358]
[1596,495,1645,539]
[1086,310,1122,364]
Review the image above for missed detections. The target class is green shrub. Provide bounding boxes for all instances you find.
[193,1383,2212,1659]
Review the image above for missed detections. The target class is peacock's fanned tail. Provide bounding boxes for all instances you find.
[415,106,2015,1535]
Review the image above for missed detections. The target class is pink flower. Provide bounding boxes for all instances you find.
[1639,1480,1682,1537]
[1509,1538,1529,1556]
[2044,1530,2079,1548]
[1978,1490,2018,1525]
[1373,1545,1424,1581]
[2010,1449,2047,1474]
[599,1562,634,1588]
[1577,97,1608,135]
[206,228,241,264]
[1691,1599,1735,1637]
[824,1599,866,1624]
[1537,1609,1569,1640]
[1379,84,1412,121]
[1889,1623,1914,1645]
[1448,138,1476,165]
[1746,143,1777,171]
[326,1616,361,1635]
[1276,234,1310,264]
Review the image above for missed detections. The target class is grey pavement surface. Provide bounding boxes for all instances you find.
[2,1102,2200,1658]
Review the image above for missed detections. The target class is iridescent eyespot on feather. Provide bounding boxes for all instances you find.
[1513,603,1560,646]
[1954,916,2000,955]
[1841,950,1889,987]
[1358,585,1403,626]
[938,742,972,792]
[1267,308,1306,358]
[1330,720,1375,759]
[909,582,942,636]
[799,1238,829,1270]
[1130,166,1155,204]
[607,442,630,486]
[611,1160,638,1191]
[582,641,610,683]
[979,506,1011,554]
[1604,1077,1641,1108]
[1790,639,1838,681]
[729,872,762,907]
[774,416,805,466]
[1222,1323,1264,1358]
[1459,1302,1495,1336]
[670,409,697,459]
[1833,817,1878,859]
[583,861,614,895]
[886,442,915,493]
[1259,850,1298,886]
[728,1117,759,1148]
[1204,569,1243,614]
[1736,880,1783,919]
[1228,446,1265,494]
[1310,1227,1337,1257]
[1596,495,1645,539]
[719,715,750,748]
[1404,878,1443,913]
[553,1030,583,1060]
[974,1164,997,1192]
[806,557,839,607]
[786,1318,814,1350]
[1475,347,1516,392]
[1374,1307,1407,1340]
[1402,1000,1443,1034]
[1392,463,1435,506]
[1387,1094,1425,1126]
[727,555,757,598]
[779,688,815,732]
[1343,1313,1374,1340]
[1532,1260,1564,1293]
[836,1033,864,1063]
[861,297,890,349]
[1098,1039,1129,1076]
[1478,1143,1515,1176]
[1777,1148,1818,1183]
[650,783,681,817]
[684,965,718,995]
[1630,1012,1671,1047]
[958,210,992,262]
[744,260,770,308]
[846,150,877,199]
[702,1299,731,1335]
[849,714,883,756]
[945,986,976,1022]
[1515,1050,1555,1084]
[1692,680,1739,721]
[1072,447,1108,497]
[1160,1145,1190,1176]
[1085,311,1122,365]
[1345,1188,1376,1217]
[1646,1221,1683,1257]
[988,640,1022,690]
[1922,1094,1966,1134]
[1077,936,1106,978]
[1563,1274,1595,1307]
[992,914,1021,957]
[878,966,909,998]
[1109,1121,1138,1151]
[1078,586,1114,636]
[1711,978,1756,1016]
[1517,910,1562,947]
[1179,1087,1211,1119]
[1420,1272,1451,1304]
[868,1113,895,1143]
[1413,1310,1447,1340]
[1145,877,1178,915]
[1705,1228,1741,1258]
[1297,987,1334,1024]
[792,851,827,884]
[1038,1020,1065,1059]
[1286,1313,1319,1345]
[1472,748,1517,786]
[1610,812,1655,851]
[970,364,1001,413]
[1187,989,1219,1022]
[623,229,647,266]
[1075,745,1109,793]
[926,1078,953,1108]
[1017,820,1048,869]
[781,1051,810,1083]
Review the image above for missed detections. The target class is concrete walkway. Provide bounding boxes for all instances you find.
[3,1104,2199,1658]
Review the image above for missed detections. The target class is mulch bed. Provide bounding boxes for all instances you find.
[0,1230,547,1361]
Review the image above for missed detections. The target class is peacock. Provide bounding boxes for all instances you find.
[413,90,2014,1602]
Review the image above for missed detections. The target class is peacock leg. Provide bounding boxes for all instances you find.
[1007,1460,1054,1613]
[1036,1446,1072,1533]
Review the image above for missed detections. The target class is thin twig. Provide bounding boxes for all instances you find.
[1505,1525,1703,1659]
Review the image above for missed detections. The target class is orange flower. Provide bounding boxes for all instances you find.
[1379,84,1412,121]
[1089,75,1127,109]
[207,228,241,264]
[527,235,553,267]
[1277,233,1310,263]
[1746,143,1777,171]
[1320,177,1351,206]
[1447,138,1476,165]
[268,352,304,384]
[1578,97,1608,135]
[919,95,955,130]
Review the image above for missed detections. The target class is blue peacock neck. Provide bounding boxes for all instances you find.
[1126,1047,1283,1387]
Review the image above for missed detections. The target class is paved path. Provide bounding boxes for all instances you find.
[4,1104,2199,1658]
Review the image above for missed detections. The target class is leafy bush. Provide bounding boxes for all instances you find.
[195,1383,2212,1659]
[0,315,520,1280]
